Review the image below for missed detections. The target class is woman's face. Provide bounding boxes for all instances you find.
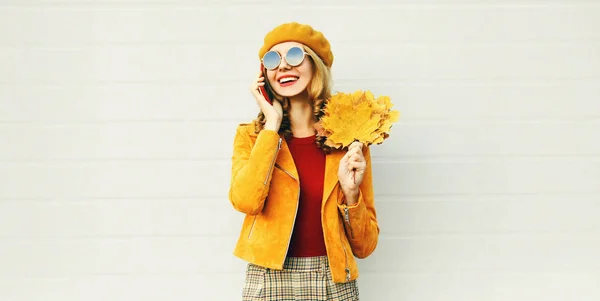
[264,42,314,98]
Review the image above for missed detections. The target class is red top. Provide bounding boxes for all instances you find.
[285,134,328,257]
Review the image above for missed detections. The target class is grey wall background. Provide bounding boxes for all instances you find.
[1,1,599,300]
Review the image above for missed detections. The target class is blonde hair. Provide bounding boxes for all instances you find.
[252,45,334,153]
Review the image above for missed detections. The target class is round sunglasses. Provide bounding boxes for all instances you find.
[261,46,309,70]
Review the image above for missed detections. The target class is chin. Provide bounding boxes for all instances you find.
[277,89,306,98]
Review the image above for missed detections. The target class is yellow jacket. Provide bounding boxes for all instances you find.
[228,124,379,283]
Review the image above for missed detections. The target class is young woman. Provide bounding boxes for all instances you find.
[228,22,380,301]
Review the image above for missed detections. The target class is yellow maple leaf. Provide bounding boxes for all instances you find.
[317,90,401,149]
[381,110,400,132]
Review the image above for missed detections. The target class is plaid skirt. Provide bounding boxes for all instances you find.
[242,256,360,301]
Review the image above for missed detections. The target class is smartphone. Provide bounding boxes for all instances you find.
[258,63,273,105]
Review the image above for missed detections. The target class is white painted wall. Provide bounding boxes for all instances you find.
[1,1,599,300]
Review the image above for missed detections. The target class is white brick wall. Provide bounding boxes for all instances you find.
[1,1,599,300]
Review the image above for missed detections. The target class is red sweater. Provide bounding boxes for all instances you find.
[285,134,328,257]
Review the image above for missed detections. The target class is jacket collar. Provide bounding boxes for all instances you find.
[275,133,344,205]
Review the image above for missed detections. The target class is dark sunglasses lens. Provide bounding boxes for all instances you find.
[286,47,305,66]
[263,51,281,69]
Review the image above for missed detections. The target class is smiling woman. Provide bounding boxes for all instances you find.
[228,22,380,301]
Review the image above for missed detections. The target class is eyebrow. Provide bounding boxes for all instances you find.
[272,47,299,54]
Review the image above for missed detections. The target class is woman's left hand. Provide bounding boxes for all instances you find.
[338,141,367,193]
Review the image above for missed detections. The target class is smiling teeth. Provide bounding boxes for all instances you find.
[280,77,298,83]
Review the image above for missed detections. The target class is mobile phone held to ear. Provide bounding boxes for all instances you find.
[258,63,273,105]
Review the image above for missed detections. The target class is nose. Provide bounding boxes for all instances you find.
[278,57,292,71]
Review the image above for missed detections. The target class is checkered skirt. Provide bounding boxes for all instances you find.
[242,256,359,301]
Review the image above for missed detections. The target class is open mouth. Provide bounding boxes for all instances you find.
[278,76,299,87]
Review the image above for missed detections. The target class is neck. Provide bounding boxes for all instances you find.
[288,92,315,138]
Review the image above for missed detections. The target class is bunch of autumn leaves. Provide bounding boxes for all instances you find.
[314,90,401,149]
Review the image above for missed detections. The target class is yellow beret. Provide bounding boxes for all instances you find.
[258,22,334,67]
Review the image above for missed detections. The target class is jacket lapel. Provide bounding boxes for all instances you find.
[273,133,344,205]
[322,150,344,205]
[275,136,299,180]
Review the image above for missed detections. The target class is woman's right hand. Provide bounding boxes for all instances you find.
[250,70,283,132]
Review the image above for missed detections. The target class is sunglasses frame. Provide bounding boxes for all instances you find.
[261,46,310,70]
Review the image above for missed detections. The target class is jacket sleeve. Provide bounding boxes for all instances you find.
[337,144,380,258]
[228,125,282,215]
